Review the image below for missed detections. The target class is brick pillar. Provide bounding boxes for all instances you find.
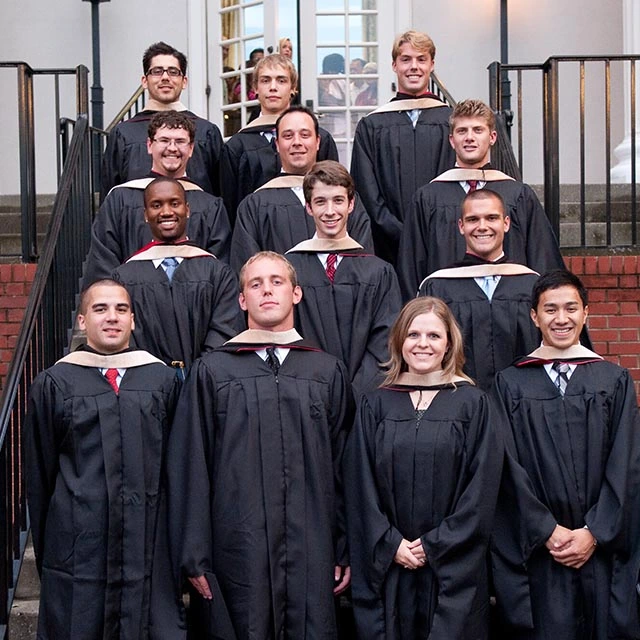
[565,255,640,397]
[0,264,37,391]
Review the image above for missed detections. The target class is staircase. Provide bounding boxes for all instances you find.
[530,184,639,250]
[9,539,38,639]
[0,196,54,262]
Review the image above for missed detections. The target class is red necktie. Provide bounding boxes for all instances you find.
[326,253,337,282]
[105,368,119,394]
[468,180,478,192]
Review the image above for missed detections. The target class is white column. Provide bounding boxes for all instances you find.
[611,0,640,183]
[186,0,209,120]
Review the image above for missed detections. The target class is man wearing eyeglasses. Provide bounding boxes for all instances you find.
[84,111,231,287]
[101,41,223,200]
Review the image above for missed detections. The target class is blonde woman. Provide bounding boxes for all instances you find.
[345,297,501,639]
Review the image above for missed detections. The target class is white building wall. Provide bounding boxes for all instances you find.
[1,0,627,193]
[411,0,625,184]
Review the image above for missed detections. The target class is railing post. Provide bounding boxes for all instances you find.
[543,57,561,240]
[76,64,90,116]
[488,61,501,111]
[17,64,38,262]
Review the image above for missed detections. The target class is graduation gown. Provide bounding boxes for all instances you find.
[397,174,564,300]
[286,247,401,396]
[101,109,223,199]
[229,182,374,272]
[26,353,181,640]
[113,244,245,367]
[345,380,501,640]
[84,178,231,286]
[350,97,455,264]
[220,123,339,225]
[419,262,540,391]
[167,336,355,640]
[491,354,640,639]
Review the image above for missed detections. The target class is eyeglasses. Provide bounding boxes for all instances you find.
[146,66,183,77]
[152,137,192,148]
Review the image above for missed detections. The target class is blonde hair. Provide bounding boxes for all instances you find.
[382,297,471,386]
[238,251,298,291]
[252,54,298,93]
[392,30,436,61]
[449,99,496,134]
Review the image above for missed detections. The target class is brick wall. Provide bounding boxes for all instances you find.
[564,255,640,397]
[0,257,638,395]
[0,264,37,389]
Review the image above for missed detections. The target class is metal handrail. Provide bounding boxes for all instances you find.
[105,85,145,132]
[0,62,89,261]
[0,114,93,638]
[489,55,640,249]
[429,71,456,107]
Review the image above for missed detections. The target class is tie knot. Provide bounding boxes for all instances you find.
[468,180,478,192]
[162,257,179,268]
[552,361,570,375]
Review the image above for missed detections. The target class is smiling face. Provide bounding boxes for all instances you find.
[147,124,194,177]
[392,43,434,96]
[77,283,134,354]
[401,312,449,375]
[276,111,320,175]
[144,180,189,242]
[531,285,588,349]
[141,54,187,104]
[305,183,353,239]
[255,63,293,115]
[239,256,302,332]
[449,116,497,168]
[458,194,510,261]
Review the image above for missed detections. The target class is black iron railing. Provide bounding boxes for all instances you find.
[489,55,640,249]
[0,63,90,262]
[0,115,93,638]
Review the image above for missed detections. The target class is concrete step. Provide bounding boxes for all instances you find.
[10,537,38,640]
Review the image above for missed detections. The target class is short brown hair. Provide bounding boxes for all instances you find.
[252,54,298,93]
[382,297,471,386]
[449,99,496,134]
[147,111,195,142]
[460,188,506,220]
[79,279,131,314]
[303,160,355,204]
[142,42,187,76]
[392,30,436,61]
[239,251,298,291]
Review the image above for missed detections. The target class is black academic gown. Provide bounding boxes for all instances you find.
[101,110,223,199]
[350,98,454,264]
[220,125,339,225]
[345,383,501,640]
[26,357,181,640]
[419,266,540,391]
[230,188,374,272]
[113,252,244,367]
[397,179,564,300]
[491,359,640,639]
[84,180,231,286]
[287,251,401,396]
[167,341,355,640]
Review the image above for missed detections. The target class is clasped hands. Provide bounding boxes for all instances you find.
[394,538,427,570]
[545,524,597,569]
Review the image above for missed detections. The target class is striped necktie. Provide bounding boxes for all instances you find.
[326,253,337,282]
[552,362,570,396]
